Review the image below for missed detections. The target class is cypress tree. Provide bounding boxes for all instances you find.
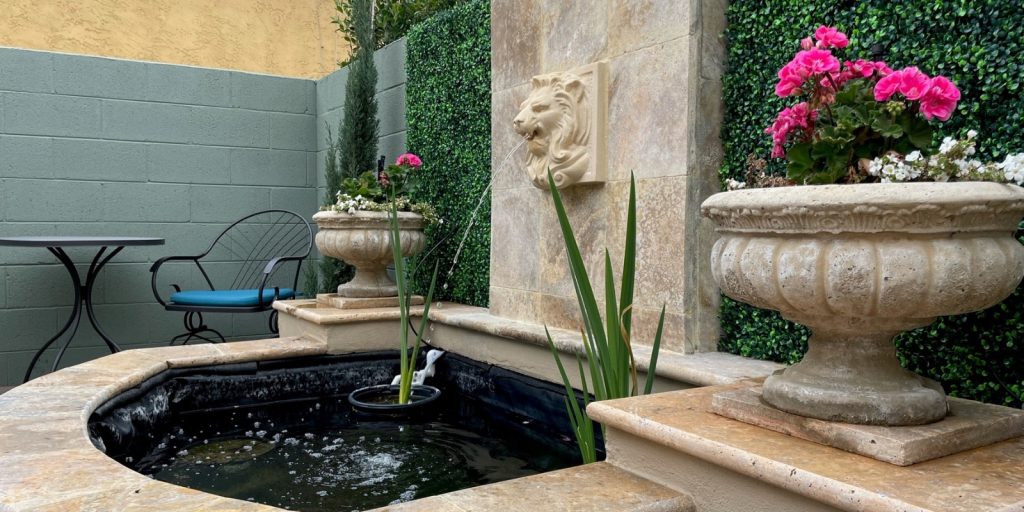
[320,0,380,293]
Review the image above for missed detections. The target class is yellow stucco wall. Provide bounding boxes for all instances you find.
[1,0,350,78]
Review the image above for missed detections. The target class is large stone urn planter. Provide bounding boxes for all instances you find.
[701,182,1024,426]
[312,210,426,298]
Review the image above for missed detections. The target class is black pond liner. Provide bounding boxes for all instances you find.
[87,350,603,512]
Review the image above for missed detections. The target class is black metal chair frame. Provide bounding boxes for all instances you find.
[150,209,312,345]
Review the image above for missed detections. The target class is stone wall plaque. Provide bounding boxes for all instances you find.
[512,61,608,189]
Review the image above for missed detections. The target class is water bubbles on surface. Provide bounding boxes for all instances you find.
[244,431,253,437]
[304,433,315,440]
[256,430,267,438]
[253,421,261,428]
[176,450,188,457]
[316,490,328,497]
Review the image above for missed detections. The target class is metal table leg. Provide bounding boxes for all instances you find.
[24,245,125,382]
[24,247,82,382]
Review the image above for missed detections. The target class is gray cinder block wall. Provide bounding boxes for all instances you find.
[0,40,407,385]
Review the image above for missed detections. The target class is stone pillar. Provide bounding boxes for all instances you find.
[489,0,726,353]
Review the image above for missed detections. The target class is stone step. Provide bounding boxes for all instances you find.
[371,461,694,512]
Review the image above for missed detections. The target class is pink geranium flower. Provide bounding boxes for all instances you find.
[919,76,961,121]
[873,67,930,101]
[845,59,876,78]
[800,37,814,50]
[793,49,841,76]
[873,72,901,101]
[813,26,849,49]
[395,153,423,168]
[872,61,894,77]
[765,102,818,158]
[895,67,931,100]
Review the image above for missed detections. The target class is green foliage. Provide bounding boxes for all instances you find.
[406,0,491,305]
[322,0,379,293]
[785,79,934,184]
[334,0,469,62]
[546,173,665,464]
[338,0,379,182]
[722,0,1024,407]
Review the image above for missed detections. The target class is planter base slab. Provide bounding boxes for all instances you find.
[711,386,1024,466]
[316,293,424,310]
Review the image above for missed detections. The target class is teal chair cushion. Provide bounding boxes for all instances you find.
[169,288,295,307]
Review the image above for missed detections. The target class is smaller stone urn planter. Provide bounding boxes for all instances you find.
[702,182,1024,426]
[312,210,426,298]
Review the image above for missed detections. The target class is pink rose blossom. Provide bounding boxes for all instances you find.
[800,37,814,50]
[395,153,423,168]
[813,26,849,49]
[919,76,961,121]
[895,67,931,100]
[793,49,841,76]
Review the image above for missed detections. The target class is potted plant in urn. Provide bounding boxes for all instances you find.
[313,153,439,299]
[702,26,1024,426]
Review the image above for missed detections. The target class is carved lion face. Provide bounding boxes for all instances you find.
[512,73,590,188]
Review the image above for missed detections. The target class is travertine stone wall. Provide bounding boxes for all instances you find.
[0,0,348,78]
[489,0,726,353]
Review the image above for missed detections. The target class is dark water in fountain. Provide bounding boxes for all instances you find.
[145,396,572,511]
[90,352,590,512]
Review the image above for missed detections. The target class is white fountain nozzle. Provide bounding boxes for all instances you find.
[390,349,446,387]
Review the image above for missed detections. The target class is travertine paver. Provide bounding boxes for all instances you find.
[589,381,1024,512]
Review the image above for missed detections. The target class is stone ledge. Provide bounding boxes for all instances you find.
[711,386,1024,466]
[372,461,694,512]
[0,337,327,512]
[274,299,783,387]
[589,381,1024,512]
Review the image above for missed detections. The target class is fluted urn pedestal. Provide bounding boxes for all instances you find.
[702,183,1024,426]
[312,211,426,302]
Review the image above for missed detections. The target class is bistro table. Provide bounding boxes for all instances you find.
[0,236,165,382]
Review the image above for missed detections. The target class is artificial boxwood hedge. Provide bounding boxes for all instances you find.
[721,0,1024,407]
[406,0,491,306]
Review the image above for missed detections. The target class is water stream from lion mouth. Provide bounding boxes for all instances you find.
[143,392,576,512]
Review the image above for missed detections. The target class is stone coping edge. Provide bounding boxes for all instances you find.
[273,299,783,388]
[0,337,326,512]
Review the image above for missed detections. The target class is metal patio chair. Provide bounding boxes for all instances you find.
[150,209,312,344]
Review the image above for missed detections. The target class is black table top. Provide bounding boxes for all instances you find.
[0,236,165,247]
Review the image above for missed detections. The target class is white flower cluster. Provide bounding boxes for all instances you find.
[331,193,376,214]
[725,178,747,191]
[867,130,1024,185]
[325,192,441,225]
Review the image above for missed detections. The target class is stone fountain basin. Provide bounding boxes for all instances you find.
[0,337,691,512]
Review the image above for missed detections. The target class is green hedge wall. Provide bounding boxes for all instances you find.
[406,0,492,306]
[722,0,1024,407]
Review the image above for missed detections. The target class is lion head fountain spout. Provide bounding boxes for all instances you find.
[512,62,608,189]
